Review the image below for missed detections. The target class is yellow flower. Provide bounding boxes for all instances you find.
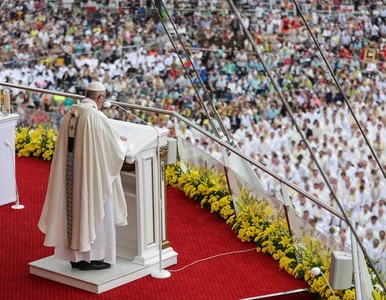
[164,163,381,300]
[372,290,386,300]
[264,206,273,217]
[15,125,57,160]
[220,205,234,219]
[226,215,235,225]
[279,235,292,248]
[342,289,355,300]
[211,201,220,213]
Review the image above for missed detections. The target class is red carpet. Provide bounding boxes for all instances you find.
[0,157,315,300]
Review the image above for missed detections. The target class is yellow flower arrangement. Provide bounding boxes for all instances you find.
[166,162,386,300]
[15,125,57,161]
[166,162,234,221]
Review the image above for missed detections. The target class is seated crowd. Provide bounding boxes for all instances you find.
[1,0,386,274]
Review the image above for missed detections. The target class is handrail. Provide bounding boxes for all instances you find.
[0,82,85,100]
[108,101,347,221]
[0,81,346,221]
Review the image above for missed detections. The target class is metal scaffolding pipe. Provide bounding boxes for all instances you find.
[0,82,85,100]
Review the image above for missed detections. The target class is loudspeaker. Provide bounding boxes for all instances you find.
[329,251,353,290]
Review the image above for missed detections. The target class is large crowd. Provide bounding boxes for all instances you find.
[1,0,386,274]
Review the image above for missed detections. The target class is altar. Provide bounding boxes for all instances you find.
[0,114,19,206]
[29,120,178,293]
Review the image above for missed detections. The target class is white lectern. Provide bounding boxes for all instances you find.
[0,114,19,206]
[29,120,178,294]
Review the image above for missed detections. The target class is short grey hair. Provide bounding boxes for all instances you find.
[85,90,103,100]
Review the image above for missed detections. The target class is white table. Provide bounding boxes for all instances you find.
[0,114,19,206]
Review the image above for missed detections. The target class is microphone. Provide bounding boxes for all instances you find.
[310,267,337,298]
[103,100,112,108]
[104,100,149,126]
[4,140,24,209]
[311,267,321,276]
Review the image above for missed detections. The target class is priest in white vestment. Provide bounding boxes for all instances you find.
[38,82,128,270]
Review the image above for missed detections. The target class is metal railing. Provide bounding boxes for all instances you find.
[0,82,345,220]
[1,81,383,297]
[0,79,346,220]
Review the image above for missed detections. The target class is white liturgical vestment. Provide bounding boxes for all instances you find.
[38,101,127,263]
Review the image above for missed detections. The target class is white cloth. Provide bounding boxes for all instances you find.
[38,101,128,260]
[54,197,116,264]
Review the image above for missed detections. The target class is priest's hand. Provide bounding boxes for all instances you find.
[120,136,128,142]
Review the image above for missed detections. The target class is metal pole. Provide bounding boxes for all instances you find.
[151,128,171,279]
[351,224,363,300]
[225,0,386,292]
[0,82,85,99]
[240,288,310,300]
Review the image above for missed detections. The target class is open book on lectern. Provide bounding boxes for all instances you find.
[109,119,168,163]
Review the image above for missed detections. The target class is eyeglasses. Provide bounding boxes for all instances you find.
[100,94,106,100]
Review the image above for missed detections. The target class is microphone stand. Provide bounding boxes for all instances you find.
[104,101,149,126]
[310,267,337,299]
[4,141,24,209]
[151,127,171,279]
[104,101,171,278]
